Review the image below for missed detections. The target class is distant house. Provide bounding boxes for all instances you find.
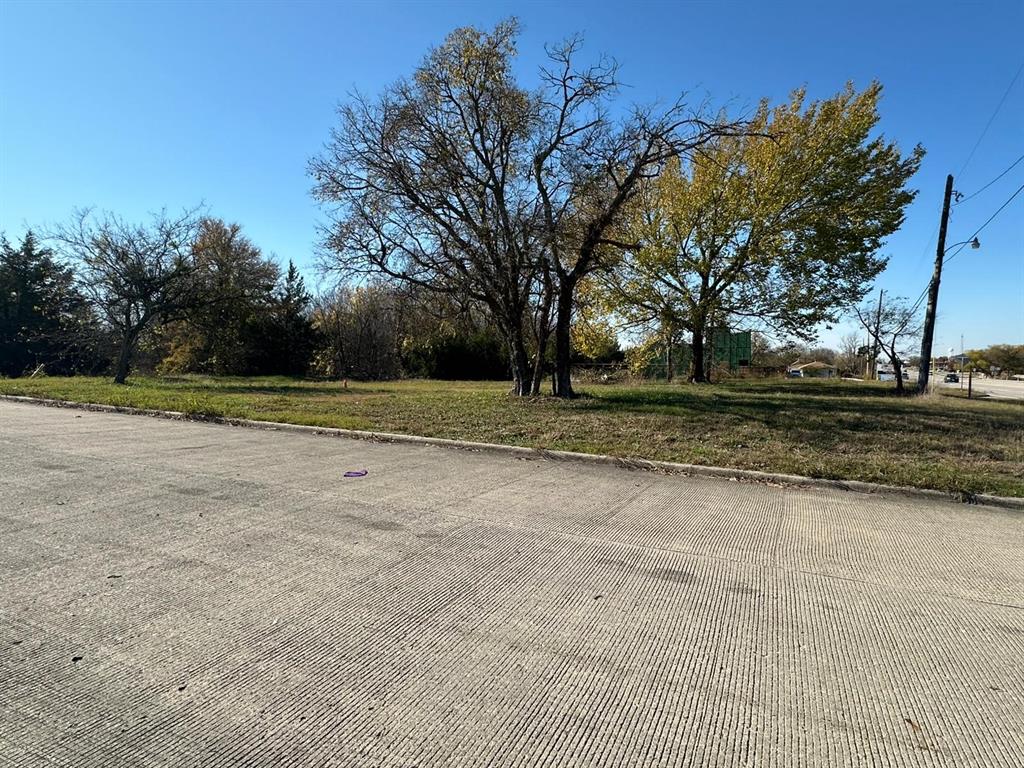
[787,360,837,378]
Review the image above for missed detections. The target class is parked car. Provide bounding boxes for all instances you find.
[944,373,959,383]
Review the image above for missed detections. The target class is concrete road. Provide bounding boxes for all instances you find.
[941,378,1024,401]
[1,401,1022,767]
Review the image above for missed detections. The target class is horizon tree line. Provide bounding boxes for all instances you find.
[4,223,1020,385]
[4,20,939,391]
[0,222,531,383]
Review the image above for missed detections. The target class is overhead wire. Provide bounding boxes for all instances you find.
[955,59,1024,183]
[954,153,1024,205]
[907,58,1023,309]
[944,182,1024,266]
[909,181,1024,314]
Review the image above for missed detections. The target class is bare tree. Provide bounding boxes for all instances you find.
[836,332,863,376]
[311,21,737,397]
[853,295,920,394]
[530,38,740,396]
[311,21,547,395]
[311,285,404,380]
[51,207,203,384]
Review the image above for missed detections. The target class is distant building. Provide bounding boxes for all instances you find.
[949,353,971,369]
[787,361,837,378]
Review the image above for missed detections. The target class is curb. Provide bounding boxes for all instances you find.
[3,393,1022,511]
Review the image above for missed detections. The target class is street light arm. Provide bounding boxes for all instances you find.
[943,237,981,253]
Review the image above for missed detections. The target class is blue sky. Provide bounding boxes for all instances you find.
[1,0,1021,353]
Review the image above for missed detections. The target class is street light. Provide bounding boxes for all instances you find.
[945,237,981,254]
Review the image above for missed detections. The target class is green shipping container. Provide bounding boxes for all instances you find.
[711,329,752,370]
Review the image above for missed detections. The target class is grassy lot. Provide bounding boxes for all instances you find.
[2,375,1022,497]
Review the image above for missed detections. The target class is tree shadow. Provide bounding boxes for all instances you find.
[155,376,383,398]
[572,382,1021,438]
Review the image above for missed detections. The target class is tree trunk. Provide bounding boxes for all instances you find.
[530,332,549,396]
[893,357,904,394]
[113,329,136,385]
[689,316,708,383]
[501,316,532,397]
[552,279,576,398]
[509,339,532,396]
[530,275,554,395]
[666,330,674,382]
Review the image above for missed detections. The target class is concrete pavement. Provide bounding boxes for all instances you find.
[1,400,1022,767]
[941,378,1024,400]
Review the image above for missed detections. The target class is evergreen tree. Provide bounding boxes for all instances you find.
[245,261,317,375]
[0,231,102,376]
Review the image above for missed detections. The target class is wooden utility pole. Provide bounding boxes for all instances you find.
[918,174,954,393]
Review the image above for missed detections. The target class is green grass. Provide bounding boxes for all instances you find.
[2,374,1022,497]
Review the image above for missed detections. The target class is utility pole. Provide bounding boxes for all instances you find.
[918,174,954,393]
[870,288,884,380]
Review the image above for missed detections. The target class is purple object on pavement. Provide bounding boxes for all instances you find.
[344,469,368,478]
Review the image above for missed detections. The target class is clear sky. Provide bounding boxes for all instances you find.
[1,0,1021,354]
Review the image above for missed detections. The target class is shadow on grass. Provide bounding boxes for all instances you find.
[573,382,1022,438]
[153,376,366,398]
[192,384,357,397]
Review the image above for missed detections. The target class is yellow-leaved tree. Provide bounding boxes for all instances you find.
[600,83,923,382]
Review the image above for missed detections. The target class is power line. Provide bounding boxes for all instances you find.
[956,59,1024,183]
[908,181,1024,314]
[955,153,1024,205]
[911,59,1022,278]
[909,282,931,314]
[944,181,1024,266]
[912,223,940,272]
[907,59,1022,312]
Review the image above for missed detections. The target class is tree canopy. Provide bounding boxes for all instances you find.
[853,294,921,394]
[1,231,102,376]
[4,24,937,394]
[312,19,735,395]
[160,218,280,374]
[967,344,1024,376]
[50,208,205,383]
[311,20,545,394]
[600,83,924,381]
